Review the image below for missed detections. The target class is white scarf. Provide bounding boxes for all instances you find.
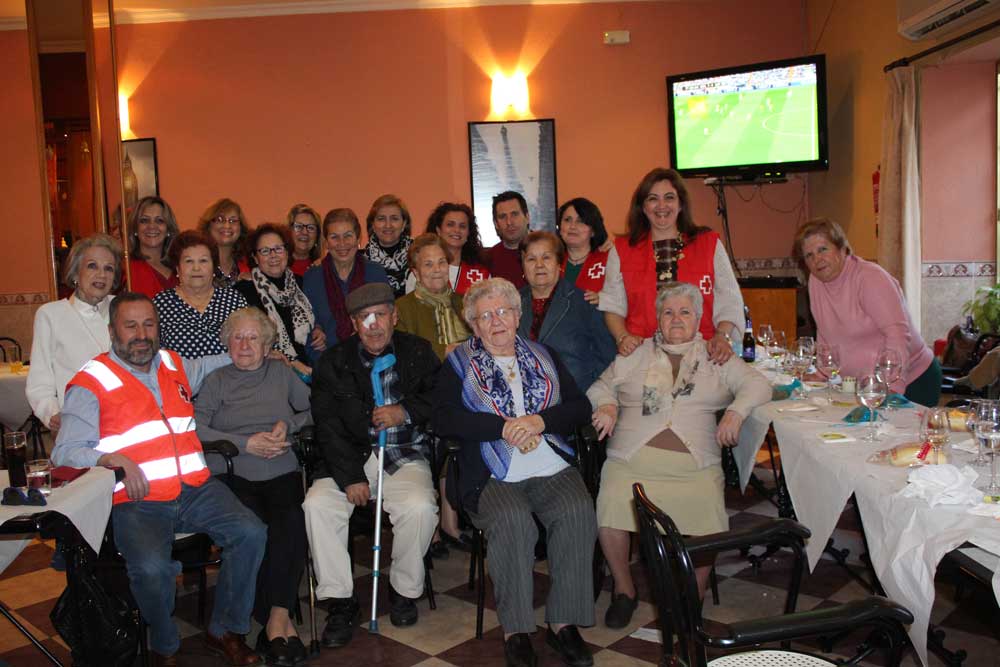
[641,333,706,416]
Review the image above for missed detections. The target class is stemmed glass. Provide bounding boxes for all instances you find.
[973,400,1000,494]
[797,336,816,359]
[757,324,773,357]
[770,331,787,363]
[789,348,812,399]
[815,343,841,403]
[856,374,887,441]
[920,407,951,463]
[874,348,903,409]
[967,399,992,466]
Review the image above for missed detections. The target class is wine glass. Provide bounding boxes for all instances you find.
[856,375,887,441]
[789,349,812,399]
[920,407,950,463]
[968,399,992,466]
[757,324,773,352]
[874,348,903,409]
[770,331,787,365]
[797,336,815,358]
[815,343,841,403]
[974,400,1000,494]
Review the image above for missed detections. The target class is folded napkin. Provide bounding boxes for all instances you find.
[897,464,982,507]
[885,393,915,409]
[844,406,878,423]
[772,378,801,401]
[51,466,88,488]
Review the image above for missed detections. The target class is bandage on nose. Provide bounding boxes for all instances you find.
[363,312,377,329]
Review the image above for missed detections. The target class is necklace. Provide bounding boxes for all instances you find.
[652,237,686,282]
[498,357,517,381]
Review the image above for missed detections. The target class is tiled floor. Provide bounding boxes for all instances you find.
[0,477,997,667]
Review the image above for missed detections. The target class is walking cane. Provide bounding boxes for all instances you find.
[368,353,397,634]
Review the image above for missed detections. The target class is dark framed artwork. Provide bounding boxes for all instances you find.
[468,119,557,247]
[122,137,159,215]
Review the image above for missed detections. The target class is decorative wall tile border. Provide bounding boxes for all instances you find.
[734,257,800,272]
[921,262,996,278]
[0,293,50,306]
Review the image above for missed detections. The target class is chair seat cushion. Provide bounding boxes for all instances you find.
[710,649,837,666]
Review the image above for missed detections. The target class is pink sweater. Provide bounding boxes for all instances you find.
[809,255,932,393]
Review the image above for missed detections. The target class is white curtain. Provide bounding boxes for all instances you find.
[878,66,922,326]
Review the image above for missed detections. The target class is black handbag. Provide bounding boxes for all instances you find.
[50,545,139,667]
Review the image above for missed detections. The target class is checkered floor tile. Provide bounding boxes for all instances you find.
[0,478,996,666]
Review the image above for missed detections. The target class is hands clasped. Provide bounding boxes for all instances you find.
[503,414,545,453]
[247,421,290,459]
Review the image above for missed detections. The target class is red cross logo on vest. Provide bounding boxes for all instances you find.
[467,268,484,283]
[699,275,713,295]
[587,262,606,280]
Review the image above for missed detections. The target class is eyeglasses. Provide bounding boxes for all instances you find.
[292,223,317,233]
[213,215,241,226]
[473,307,516,325]
[256,245,287,257]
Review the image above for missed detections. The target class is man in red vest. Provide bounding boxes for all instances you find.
[52,293,266,667]
[487,191,530,288]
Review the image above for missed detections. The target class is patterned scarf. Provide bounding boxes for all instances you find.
[413,283,469,347]
[364,236,412,296]
[641,333,705,416]
[251,267,315,360]
[321,254,365,342]
[448,335,573,480]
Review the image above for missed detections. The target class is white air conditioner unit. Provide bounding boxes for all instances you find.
[898,0,1000,40]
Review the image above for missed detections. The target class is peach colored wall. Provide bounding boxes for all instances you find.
[0,29,50,295]
[113,0,808,258]
[920,62,997,261]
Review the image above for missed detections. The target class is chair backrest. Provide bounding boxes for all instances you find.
[0,337,22,363]
[632,482,709,667]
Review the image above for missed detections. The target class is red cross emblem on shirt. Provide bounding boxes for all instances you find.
[699,275,713,295]
[466,268,485,283]
[586,262,606,280]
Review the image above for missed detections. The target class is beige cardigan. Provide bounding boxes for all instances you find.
[586,337,771,469]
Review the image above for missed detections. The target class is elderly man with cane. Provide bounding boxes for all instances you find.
[303,282,440,648]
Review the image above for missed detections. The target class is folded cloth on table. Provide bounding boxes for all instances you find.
[772,378,801,401]
[51,466,88,487]
[844,406,878,423]
[885,393,915,409]
[897,464,981,507]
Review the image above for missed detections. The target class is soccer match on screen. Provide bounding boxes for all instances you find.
[671,63,820,171]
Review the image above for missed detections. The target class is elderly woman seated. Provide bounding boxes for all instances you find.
[432,278,597,667]
[194,307,312,666]
[587,282,771,629]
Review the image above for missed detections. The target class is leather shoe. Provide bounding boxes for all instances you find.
[204,631,261,666]
[285,636,307,666]
[322,596,360,648]
[150,652,178,667]
[504,633,537,667]
[255,630,293,667]
[388,585,419,626]
[604,592,638,628]
[546,625,593,666]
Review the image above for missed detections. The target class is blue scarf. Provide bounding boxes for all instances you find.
[448,335,573,480]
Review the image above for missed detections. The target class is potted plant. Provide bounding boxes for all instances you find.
[963,284,1000,333]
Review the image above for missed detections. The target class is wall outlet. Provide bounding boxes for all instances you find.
[603,30,630,45]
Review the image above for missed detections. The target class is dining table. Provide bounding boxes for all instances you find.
[731,385,1000,666]
[0,364,30,431]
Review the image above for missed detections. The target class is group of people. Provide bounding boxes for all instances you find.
[26,166,939,667]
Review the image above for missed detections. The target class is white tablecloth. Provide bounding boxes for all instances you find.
[0,366,30,431]
[0,467,115,574]
[745,400,1000,665]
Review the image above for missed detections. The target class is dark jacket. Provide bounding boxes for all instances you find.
[517,279,616,392]
[302,259,389,362]
[311,331,440,489]
[432,343,590,512]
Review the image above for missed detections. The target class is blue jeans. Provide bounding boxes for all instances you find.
[112,478,266,656]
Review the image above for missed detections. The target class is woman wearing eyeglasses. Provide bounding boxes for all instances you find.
[198,198,251,288]
[287,204,322,280]
[235,224,325,376]
[432,278,597,667]
[126,196,179,298]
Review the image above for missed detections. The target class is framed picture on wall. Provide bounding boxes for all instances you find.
[122,138,159,215]
[468,119,557,247]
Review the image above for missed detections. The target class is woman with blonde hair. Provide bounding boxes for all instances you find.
[287,203,322,279]
[127,196,179,298]
[362,194,413,297]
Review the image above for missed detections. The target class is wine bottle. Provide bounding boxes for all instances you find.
[741,306,755,362]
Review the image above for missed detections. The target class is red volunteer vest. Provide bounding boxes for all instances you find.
[562,250,609,293]
[68,350,209,505]
[454,262,490,295]
[615,231,719,340]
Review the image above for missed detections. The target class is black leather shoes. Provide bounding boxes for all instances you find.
[285,636,307,665]
[504,633,537,667]
[388,585,419,626]
[321,596,360,648]
[546,625,593,666]
[255,631,293,667]
[604,592,638,628]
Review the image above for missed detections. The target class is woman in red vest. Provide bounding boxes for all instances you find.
[557,197,609,305]
[599,168,743,363]
[411,202,491,295]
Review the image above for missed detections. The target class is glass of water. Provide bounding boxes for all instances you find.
[856,375,887,441]
[26,459,52,495]
[967,400,990,466]
[974,401,1000,493]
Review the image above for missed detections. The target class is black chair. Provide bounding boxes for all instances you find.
[0,336,22,363]
[632,482,914,667]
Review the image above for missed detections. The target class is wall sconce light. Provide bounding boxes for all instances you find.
[491,70,530,117]
[119,93,131,139]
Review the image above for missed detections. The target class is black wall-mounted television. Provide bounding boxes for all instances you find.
[666,54,829,180]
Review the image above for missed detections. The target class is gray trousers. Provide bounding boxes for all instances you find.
[470,466,597,633]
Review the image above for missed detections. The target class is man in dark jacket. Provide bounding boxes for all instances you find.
[303,283,440,647]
